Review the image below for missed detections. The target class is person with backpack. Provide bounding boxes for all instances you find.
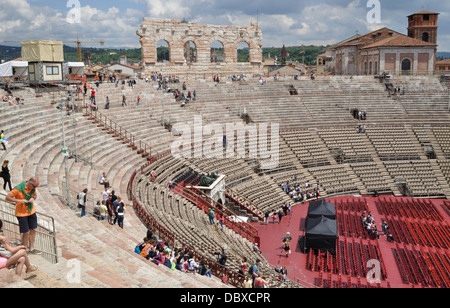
[248,259,261,287]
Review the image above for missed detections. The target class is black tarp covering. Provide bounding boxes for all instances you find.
[307,199,336,219]
[304,215,338,254]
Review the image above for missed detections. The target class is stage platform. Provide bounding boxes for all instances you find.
[251,196,450,288]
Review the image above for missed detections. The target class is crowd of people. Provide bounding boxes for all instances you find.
[134,229,285,288]
[75,172,126,229]
[361,211,394,242]
[2,84,23,107]
[280,181,321,203]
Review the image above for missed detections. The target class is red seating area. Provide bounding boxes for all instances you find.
[306,238,387,281]
[375,198,443,221]
[254,196,450,288]
[392,244,450,288]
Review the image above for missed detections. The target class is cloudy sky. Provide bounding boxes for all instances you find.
[0,0,449,51]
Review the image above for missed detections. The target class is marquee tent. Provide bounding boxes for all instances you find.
[304,215,338,254]
[307,199,336,219]
[0,61,28,78]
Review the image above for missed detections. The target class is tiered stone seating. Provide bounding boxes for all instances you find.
[350,162,392,194]
[317,126,373,163]
[307,165,359,196]
[365,126,421,160]
[2,73,450,288]
[134,157,297,288]
[384,161,445,197]
[0,88,229,288]
[431,126,450,159]
[281,129,331,167]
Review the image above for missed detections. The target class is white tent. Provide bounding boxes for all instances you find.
[63,62,85,77]
[0,61,28,78]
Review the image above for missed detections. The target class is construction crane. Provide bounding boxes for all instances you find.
[65,33,105,62]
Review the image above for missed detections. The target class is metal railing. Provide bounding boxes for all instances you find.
[82,102,155,159]
[0,198,58,264]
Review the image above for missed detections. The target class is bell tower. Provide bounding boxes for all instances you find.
[407,10,439,44]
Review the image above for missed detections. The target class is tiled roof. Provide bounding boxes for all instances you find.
[408,10,439,16]
[436,59,450,65]
[362,34,436,49]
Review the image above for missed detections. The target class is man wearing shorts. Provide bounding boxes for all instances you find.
[5,177,40,254]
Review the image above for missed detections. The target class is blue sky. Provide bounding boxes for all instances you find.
[1,0,449,51]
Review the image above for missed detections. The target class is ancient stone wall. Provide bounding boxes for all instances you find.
[137,18,264,77]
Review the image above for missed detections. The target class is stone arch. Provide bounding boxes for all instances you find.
[184,40,198,63]
[156,39,171,63]
[210,39,225,63]
[237,41,250,63]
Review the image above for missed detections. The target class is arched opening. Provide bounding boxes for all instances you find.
[184,40,197,63]
[422,32,429,42]
[210,40,224,63]
[157,40,170,63]
[237,41,250,63]
[402,59,411,71]
[402,58,412,75]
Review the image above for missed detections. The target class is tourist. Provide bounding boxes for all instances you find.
[209,207,215,225]
[112,196,122,225]
[284,239,291,257]
[281,232,292,243]
[99,200,108,221]
[116,200,126,229]
[106,194,114,225]
[253,242,262,253]
[0,130,7,151]
[254,272,270,288]
[99,172,110,188]
[249,259,261,286]
[101,186,110,204]
[277,209,283,223]
[122,94,127,107]
[238,257,248,276]
[381,220,389,236]
[0,219,38,276]
[219,214,225,231]
[91,88,96,102]
[5,177,40,254]
[77,188,88,218]
[1,160,12,191]
[275,265,288,284]
[105,96,110,109]
[243,274,253,288]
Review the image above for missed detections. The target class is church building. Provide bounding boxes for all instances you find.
[327,11,439,76]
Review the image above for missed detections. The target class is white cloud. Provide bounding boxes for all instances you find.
[0,0,449,51]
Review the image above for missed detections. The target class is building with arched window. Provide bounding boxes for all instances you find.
[327,11,438,76]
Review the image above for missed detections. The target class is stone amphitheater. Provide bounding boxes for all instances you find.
[1,73,450,288]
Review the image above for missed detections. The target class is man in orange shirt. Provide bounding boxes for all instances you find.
[5,177,40,254]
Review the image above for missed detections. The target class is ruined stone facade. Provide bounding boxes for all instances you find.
[137,18,263,76]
